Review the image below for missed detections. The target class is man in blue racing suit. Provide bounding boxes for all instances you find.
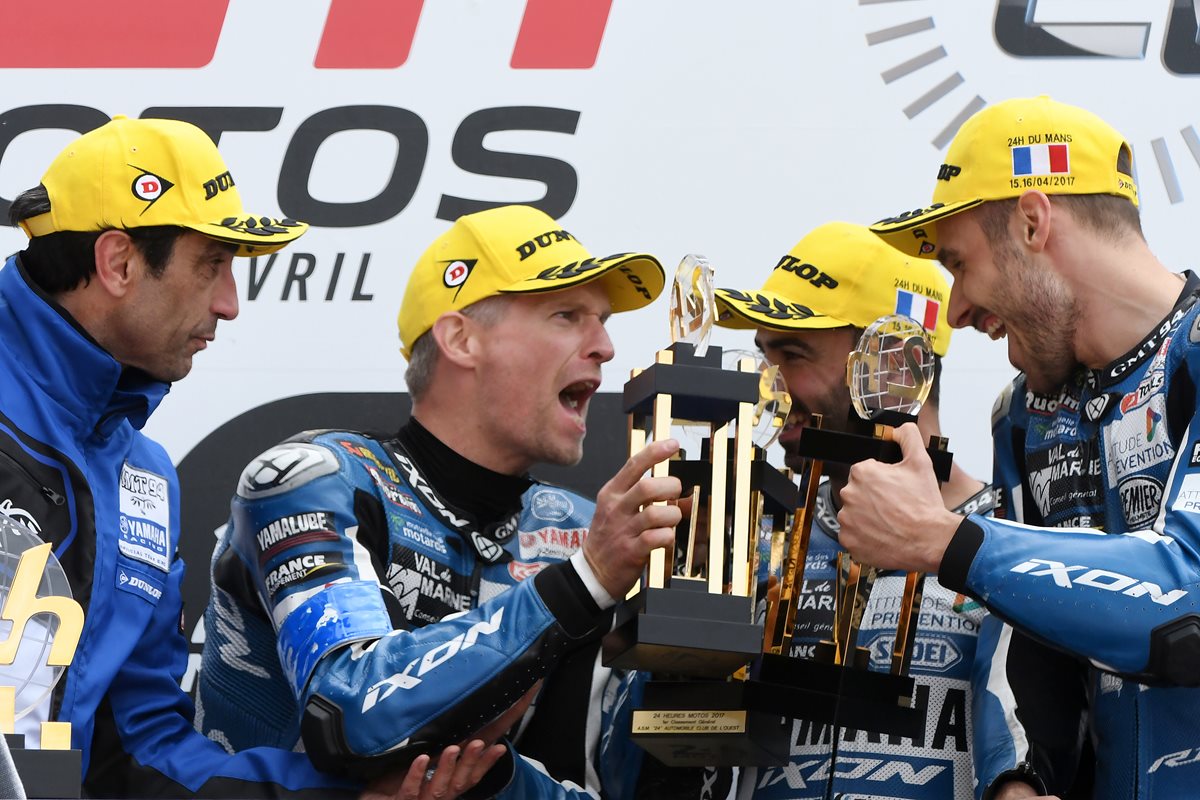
[712,221,1012,799]
[843,95,1200,798]
[198,204,701,797]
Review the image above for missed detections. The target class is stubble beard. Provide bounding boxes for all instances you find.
[995,242,1080,393]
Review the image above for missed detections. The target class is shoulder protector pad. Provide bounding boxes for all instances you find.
[237,442,340,499]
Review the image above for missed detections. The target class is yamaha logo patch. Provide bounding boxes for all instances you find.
[1085,394,1112,422]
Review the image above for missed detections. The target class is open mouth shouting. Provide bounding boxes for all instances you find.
[559,379,599,422]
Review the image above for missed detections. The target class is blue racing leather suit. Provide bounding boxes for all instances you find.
[0,256,348,797]
[198,422,623,795]
[950,272,1200,798]
[738,480,997,800]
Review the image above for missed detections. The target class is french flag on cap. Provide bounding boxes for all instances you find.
[1012,143,1069,176]
[895,289,939,332]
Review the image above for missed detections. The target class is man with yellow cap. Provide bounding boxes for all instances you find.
[0,116,396,797]
[713,221,1012,800]
[838,95,1200,798]
[199,204,691,797]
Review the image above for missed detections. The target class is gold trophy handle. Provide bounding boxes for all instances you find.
[833,555,877,668]
[891,571,925,675]
[766,455,823,654]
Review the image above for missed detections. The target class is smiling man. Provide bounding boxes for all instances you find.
[837,95,1200,798]
[713,221,1002,800]
[199,204,684,797]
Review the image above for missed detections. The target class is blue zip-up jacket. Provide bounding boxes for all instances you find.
[0,256,350,797]
[950,273,1200,798]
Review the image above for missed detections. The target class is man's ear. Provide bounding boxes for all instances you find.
[1015,190,1052,253]
[430,312,482,369]
[92,230,137,298]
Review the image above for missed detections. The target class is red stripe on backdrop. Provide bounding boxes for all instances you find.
[315,0,425,69]
[0,0,230,67]
[511,0,614,69]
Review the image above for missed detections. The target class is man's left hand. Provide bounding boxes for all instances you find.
[837,422,962,573]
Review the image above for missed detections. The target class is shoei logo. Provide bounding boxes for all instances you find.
[3,0,614,69]
[860,1,1200,206]
[1010,557,1187,606]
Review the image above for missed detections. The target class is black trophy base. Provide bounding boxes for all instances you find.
[746,651,925,740]
[6,734,82,799]
[602,584,762,677]
[630,680,790,767]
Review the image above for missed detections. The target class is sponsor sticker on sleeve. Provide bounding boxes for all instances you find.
[264,551,346,601]
[1173,473,1200,514]
[118,463,171,572]
[255,510,338,565]
[116,561,164,604]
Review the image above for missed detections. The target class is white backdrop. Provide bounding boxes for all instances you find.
[3,0,1200,482]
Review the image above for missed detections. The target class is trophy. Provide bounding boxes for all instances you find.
[601,255,800,767]
[747,314,953,739]
[0,512,84,798]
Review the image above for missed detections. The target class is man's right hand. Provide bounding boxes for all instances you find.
[584,438,682,599]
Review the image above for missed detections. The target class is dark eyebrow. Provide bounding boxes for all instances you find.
[936,246,958,267]
[754,333,816,356]
[199,238,237,259]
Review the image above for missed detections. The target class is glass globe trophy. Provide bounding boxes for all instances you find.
[0,511,84,798]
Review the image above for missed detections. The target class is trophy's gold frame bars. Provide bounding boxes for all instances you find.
[768,449,823,653]
[729,357,756,598]
[625,369,647,600]
[707,420,729,595]
[648,349,675,590]
[891,571,925,674]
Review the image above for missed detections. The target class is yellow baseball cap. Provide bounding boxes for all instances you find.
[872,95,1137,258]
[19,115,307,256]
[398,205,665,357]
[714,221,952,356]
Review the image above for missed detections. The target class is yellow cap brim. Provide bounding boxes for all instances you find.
[500,252,665,312]
[870,198,984,258]
[713,287,851,332]
[188,217,310,257]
